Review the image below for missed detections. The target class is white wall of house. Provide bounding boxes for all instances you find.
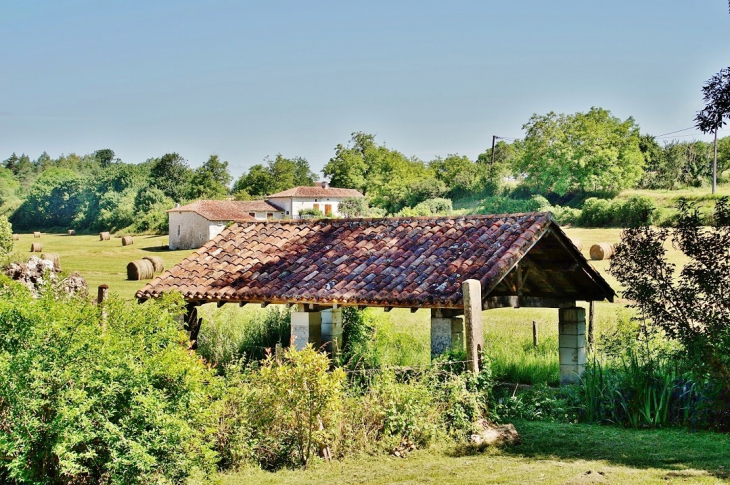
[266,197,349,219]
[169,212,212,250]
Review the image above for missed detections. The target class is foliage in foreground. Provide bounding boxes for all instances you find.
[610,197,730,428]
[0,280,221,484]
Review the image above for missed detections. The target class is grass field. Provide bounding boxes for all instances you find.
[9,232,192,298]
[224,420,730,484]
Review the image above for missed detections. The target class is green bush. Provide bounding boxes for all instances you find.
[476,195,550,215]
[0,281,221,484]
[579,196,655,227]
[396,197,453,217]
[0,215,11,257]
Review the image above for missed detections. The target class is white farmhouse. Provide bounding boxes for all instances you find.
[167,200,285,250]
[266,184,364,219]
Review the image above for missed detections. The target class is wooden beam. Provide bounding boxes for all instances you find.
[483,296,576,309]
[239,302,247,307]
[261,302,270,308]
[217,301,225,308]
[410,307,419,313]
[384,306,393,312]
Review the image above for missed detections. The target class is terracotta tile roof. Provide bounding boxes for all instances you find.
[167,200,283,221]
[137,213,614,308]
[266,186,364,198]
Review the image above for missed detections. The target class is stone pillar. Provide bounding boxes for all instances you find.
[430,310,452,357]
[321,308,343,354]
[430,311,466,357]
[463,279,484,373]
[291,311,322,350]
[559,307,587,385]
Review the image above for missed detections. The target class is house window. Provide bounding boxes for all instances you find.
[313,204,320,211]
[286,210,289,215]
[325,204,332,216]
[177,225,180,236]
[249,213,255,218]
[267,213,273,220]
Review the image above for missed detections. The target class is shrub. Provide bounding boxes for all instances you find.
[236,346,346,470]
[579,195,655,227]
[0,282,221,483]
[477,195,551,215]
[396,198,453,217]
[0,215,11,257]
[298,208,325,219]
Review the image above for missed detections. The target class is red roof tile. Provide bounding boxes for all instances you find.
[266,186,364,198]
[167,200,283,221]
[137,213,614,308]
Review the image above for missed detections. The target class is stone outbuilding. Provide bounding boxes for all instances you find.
[167,200,285,250]
[139,213,614,384]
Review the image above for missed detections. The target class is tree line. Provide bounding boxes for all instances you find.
[2,106,729,233]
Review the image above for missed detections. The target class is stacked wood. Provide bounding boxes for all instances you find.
[570,237,583,251]
[12,234,19,241]
[99,232,111,241]
[33,232,41,238]
[30,242,42,253]
[41,253,61,271]
[121,236,134,246]
[143,255,165,273]
[590,243,614,260]
[127,259,154,280]
[68,230,76,236]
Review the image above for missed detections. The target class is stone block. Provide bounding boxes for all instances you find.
[291,311,322,350]
[559,333,586,349]
[431,317,452,357]
[559,307,586,323]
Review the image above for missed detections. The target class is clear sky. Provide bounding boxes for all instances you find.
[1,1,728,179]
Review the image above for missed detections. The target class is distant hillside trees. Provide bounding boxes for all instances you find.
[189,155,232,199]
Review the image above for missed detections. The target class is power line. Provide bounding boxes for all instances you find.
[654,126,695,138]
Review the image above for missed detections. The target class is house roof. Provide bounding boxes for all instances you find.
[137,213,614,308]
[166,200,283,221]
[266,186,364,198]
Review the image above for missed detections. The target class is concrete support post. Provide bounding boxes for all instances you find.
[321,308,343,354]
[451,316,464,352]
[430,311,452,357]
[559,307,587,385]
[291,311,322,350]
[463,279,484,373]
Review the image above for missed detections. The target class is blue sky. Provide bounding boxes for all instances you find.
[1,1,728,179]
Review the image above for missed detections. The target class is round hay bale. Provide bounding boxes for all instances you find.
[30,242,42,253]
[590,243,614,261]
[143,255,165,273]
[41,253,61,271]
[12,234,19,241]
[68,229,76,236]
[33,231,41,238]
[121,236,134,246]
[99,232,111,241]
[127,259,155,281]
[570,237,583,252]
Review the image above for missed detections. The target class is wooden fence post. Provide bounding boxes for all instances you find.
[533,320,538,348]
[98,284,108,330]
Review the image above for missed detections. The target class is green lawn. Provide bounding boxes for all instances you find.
[223,420,730,484]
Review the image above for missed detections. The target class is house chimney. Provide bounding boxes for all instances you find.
[321,181,329,189]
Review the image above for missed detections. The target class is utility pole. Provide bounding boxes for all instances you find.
[490,135,498,166]
[713,128,718,194]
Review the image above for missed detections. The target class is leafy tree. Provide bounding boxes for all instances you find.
[430,154,482,198]
[93,148,116,168]
[513,107,644,196]
[232,154,315,197]
[189,155,232,199]
[11,168,87,229]
[610,198,730,426]
[695,67,730,193]
[338,197,370,217]
[150,153,193,202]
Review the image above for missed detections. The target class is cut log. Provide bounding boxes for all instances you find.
[127,259,154,280]
[41,253,61,271]
[99,232,111,241]
[143,255,165,273]
[589,243,614,260]
[30,242,42,253]
[570,237,583,252]
[121,236,133,246]
[67,229,76,236]
[33,232,41,238]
